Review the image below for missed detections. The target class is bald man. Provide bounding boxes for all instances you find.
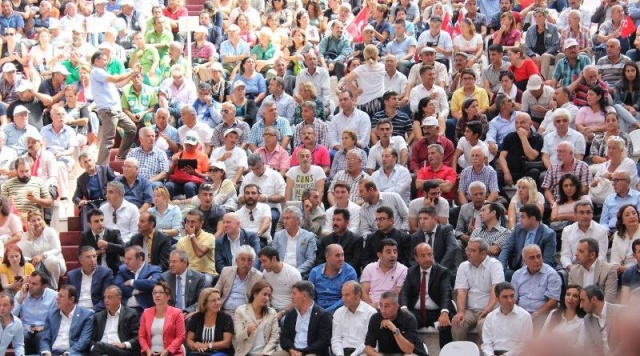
[215,212,261,273]
[541,141,591,204]
[308,244,358,312]
[596,38,631,87]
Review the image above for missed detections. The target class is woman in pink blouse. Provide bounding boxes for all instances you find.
[492,12,521,52]
[575,85,615,143]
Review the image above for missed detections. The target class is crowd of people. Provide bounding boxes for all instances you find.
[0,0,639,354]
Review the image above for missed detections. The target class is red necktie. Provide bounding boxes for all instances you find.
[420,270,427,323]
[470,216,476,230]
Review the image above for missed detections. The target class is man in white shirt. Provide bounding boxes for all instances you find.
[371,147,412,204]
[237,184,272,245]
[328,91,371,150]
[331,281,377,356]
[258,246,302,317]
[561,201,609,271]
[322,182,361,235]
[100,181,140,244]
[541,108,586,168]
[66,246,113,313]
[481,282,533,356]
[89,286,140,356]
[568,238,618,303]
[383,55,408,94]
[40,285,94,356]
[294,52,331,106]
[240,154,286,236]
[408,65,448,122]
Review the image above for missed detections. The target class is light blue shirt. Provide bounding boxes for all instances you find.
[478,0,500,19]
[219,39,250,58]
[0,314,24,356]
[151,124,180,159]
[147,204,182,238]
[486,111,517,146]
[223,274,247,312]
[257,93,297,124]
[294,303,314,349]
[385,35,417,58]
[3,123,39,155]
[511,263,562,313]
[601,189,640,230]
[90,66,121,110]
[525,225,538,246]
[371,165,412,204]
[12,288,57,331]
[40,124,78,161]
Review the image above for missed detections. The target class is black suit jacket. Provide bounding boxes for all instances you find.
[410,224,458,270]
[72,165,116,205]
[317,231,364,273]
[399,263,454,313]
[128,230,172,271]
[91,305,140,353]
[364,228,412,267]
[67,265,113,312]
[79,228,125,274]
[280,304,332,356]
[160,268,207,313]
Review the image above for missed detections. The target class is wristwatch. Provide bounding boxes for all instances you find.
[393,329,401,336]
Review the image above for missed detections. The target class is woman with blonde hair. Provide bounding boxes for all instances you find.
[590,135,638,203]
[233,280,280,355]
[508,177,545,230]
[453,18,486,82]
[186,288,234,355]
[18,210,65,290]
[612,204,640,275]
[148,186,182,242]
[293,81,326,125]
[343,44,386,118]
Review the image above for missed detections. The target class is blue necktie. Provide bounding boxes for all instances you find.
[176,276,184,310]
[526,231,535,246]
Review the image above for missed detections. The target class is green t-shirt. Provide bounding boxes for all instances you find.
[61,61,81,85]
[144,30,173,59]
[130,46,160,74]
[121,83,158,113]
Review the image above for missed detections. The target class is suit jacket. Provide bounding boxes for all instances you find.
[410,224,458,270]
[214,266,263,307]
[67,266,113,312]
[498,222,557,271]
[582,302,625,355]
[128,230,172,271]
[215,229,262,274]
[455,203,480,237]
[91,305,140,353]
[72,165,116,205]
[568,259,619,303]
[160,268,206,313]
[40,305,94,355]
[233,304,280,356]
[317,230,364,273]
[399,262,454,313]
[79,228,125,274]
[270,228,317,277]
[139,306,185,356]
[114,263,162,310]
[280,304,332,356]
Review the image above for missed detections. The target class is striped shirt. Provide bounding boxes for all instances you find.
[541,159,592,198]
[247,116,293,147]
[458,165,500,196]
[371,110,413,139]
[328,170,371,203]
[211,120,251,148]
[596,54,631,87]
[126,147,170,181]
[329,148,367,182]
[294,119,330,148]
[470,224,512,248]
[0,177,50,213]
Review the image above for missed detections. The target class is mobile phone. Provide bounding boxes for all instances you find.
[15,276,22,281]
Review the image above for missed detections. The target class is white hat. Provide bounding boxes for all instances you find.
[119,0,133,6]
[1,63,16,73]
[13,105,30,115]
[24,131,42,141]
[526,74,543,91]
[223,128,241,137]
[421,117,439,127]
[98,42,112,50]
[15,81,34,92]
[183,131,199,146]
[227,24,240,32]
[94,0,108,5]
[208,161,226,171]
[210,62,223,72]
[71,24,84,33]
[421,46,436,54]
[363,24,375,32]
[51,64,71,76]
[563,38,579,50]
[232,81,246,91]
[194,25,209,34]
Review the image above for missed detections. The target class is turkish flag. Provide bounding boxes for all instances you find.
[621,15,636,38]
[346,7,370,43]
[442,11,454,36]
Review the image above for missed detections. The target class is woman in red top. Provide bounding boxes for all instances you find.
[507,46,540,92]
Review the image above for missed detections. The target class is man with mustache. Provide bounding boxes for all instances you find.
[0,156,52,214]
[361,239,408,309]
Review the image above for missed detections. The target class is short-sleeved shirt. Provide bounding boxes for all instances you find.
[131,46,160,75]
[364,309,427,356]
[553,54,591,87]
[176,230,216,275]
[500,130,544,175]
[385,36,417,58]
[454,256,505,311]
[360,261,408,305]
[121,84,158,113]
[190,41,217,64]
[90,66,120,110]
[145,30,173,58]
[0,13,24,35]
[541,159,592,198]
[126,147,170,181]
[248,117,293,147]
[371,110,413,138]
[415,164,457,201]
[458,165,499,195]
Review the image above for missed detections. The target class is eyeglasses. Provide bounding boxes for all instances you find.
[112,211,117,224]
[612,178,629,183]
[221,109,232,114]
[5,33,14,36]
[249,210,254,222]
[263,133,276,137]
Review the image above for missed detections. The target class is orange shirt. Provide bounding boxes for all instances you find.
[172,150,209,174]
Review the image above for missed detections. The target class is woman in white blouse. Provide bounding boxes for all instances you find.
[591,135,639,191]
[344,44,386,118]
[611,204,640,275]
[18,210,65,290]
[541,284,585,343]
[233,280,280,356]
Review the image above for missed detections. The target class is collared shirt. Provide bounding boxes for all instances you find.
[148,204,182,236]
[255,145,290,172]
[284,229,298,266]
[329,109,371,149]
[323,202,361,235]
[294,67,331,104]
[415,163,457,201]
[385,35,417,58]
[455,256,505,311]
[384,71,408,94]
[481,305,533,356]
[143,232,155,262]
[101,306,123,344]
[359,192,409,237]
[540,102,579,133]
[1,176,50,214]
[247,117,293,147]
[601,189,640,229]
[524,23,560,57]
[364,308,426,356]
[193,99,222,129]
[308,263,358,312]
[458,165,500,196]
[541,128,586,165]
[0,314,24,356]
[258,93,296,124]
[470,223,511,248]
[367,137,408,171]
[408,84,448,117]
[329,148,367,182]
[553,54,592,87]
[541,159,592,199]
[331,301,378,356]
[4,123,39,156]
[417,30,453,61]
[371,165,412,204]
[159,77,197,107]
[40,124,78,159]
[486,110,517,145]
[621,263,640,291]
[211,120,251,148]
[100,200,140,244]
[483,61,511,92]
[450,86,490,117]
[328,170,371,203]
[223,273,247,312]
[583,262,596,287]
[239,167,286,211]
[90,66,121,110]
[371,110,412,139]
[590,131,633,159]
[115,175,153,209]
[237,203,272,242]
[51,306,75,351]
[597,54,632,87]
[521,86,555,120]
[412,266,440,311]
[78,268,95,308]
[512,263,562,313]
[126,147,170,181]
[219,39,250,59]
[293,119,329,148]
[561,222,609,267]
[12,288,57,331]
[360,260,408,305]
[152,124,180,159]
[176,230,216,275]
[294,303,315,349]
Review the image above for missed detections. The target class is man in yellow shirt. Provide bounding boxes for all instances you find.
[176,209,217,286]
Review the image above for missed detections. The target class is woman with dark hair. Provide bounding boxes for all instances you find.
[236,14,257,47]
[550,173,590,225]
[231,57,267,104]
[507,46,540,91]
[575,85,615,143]
[370,3,391,44]
[335,58,361,96]
[19,210,66,290]
[140,281,186,356]
[612,204,640,274]
[296,11,320,45]
[541,284,585,342]
[203,0,223,28]
[455,98,488,140]
[489,71,523,112]
[284,27,312,75]
[0,196,24,247]
[306,1,323,30]
[0,245,35,294]
[491,11,521,51]
[233,280,280,355]
[263,0,293,28]
[186,288,234,355]
[411,96,437,144]
[613,61,640,122]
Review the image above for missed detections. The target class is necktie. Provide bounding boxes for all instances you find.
[427,232,433,247]
[420,270,427,323]
[176,276,184,310]
[147,236,153,262]
[526,231,535,246]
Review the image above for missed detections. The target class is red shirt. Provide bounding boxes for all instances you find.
[162,7,188,32]
[290,145,331,167]
[509,58,540,83]
[410,136,455,172]
[416,165,457,201]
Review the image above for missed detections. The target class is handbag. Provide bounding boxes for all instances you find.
[169,153,206,185]
[589,177,614,205]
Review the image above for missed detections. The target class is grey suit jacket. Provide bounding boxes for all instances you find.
[271,228,317,277]
[214,266,263,309]
[568,260,618,303]
[160,268,207,313]
[582,302,624,355]
[455,203,480,237]
[232,304,280,356]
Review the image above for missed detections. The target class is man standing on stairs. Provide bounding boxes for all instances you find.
[79,209,126,275]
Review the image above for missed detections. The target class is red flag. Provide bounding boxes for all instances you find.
[442,11,454,36]
[452,9,465,38]
[621,15,636,38]
[345,7,370,42]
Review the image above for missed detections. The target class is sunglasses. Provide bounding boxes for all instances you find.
[112,211,117,224]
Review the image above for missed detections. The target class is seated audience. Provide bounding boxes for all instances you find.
[89,285,140,356]
[409,207,457,271]
[215,212,261,273]
[541,109,586,169]
[471,202,511,257]
[455,181,487,245]
[270,206,317,278]
[67,246,114,312]
[560,201,609,271]
[147,186,182,241]
[139,281,186,356]
[79,209,125,275]
[497,113,544,193]
[236,184,272,245]
[541,142,591,206]
[214,245,263,316]
[129,212,172,271]
[358,179,409,237]
[611,204,640,274]
[550,174,590,228]
[161,250,206,315]
[0,245,34,294]
[579,284,625,355]
[508,177,545,231]
[100,181,140,244]
[331,281,377,356]
[114,246,162,313]
[371,147,411,204]
[73,154,116,230]
[600,171,640,231]
[19,210,66,290]
[621,240,640,303]
[540,285,585,343]
[233,280,280,356]
[176,210,217,281]
[361,239,408,309]
[258,247,301,314]
[457,146,500,205]
[568,238,618,303]
[13,270,57,355]
[308,244,357,312]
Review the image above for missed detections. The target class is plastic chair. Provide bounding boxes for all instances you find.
[440,341,480,356]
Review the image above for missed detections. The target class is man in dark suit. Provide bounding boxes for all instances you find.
[277,281,332,356]
[161,250,207,316]
[114,246,162,313]
[67,246,114,312]
[79,209,126,274]
[40,285,94,356]
[400,243,453,349]
[90,285,140,356]
[410,206,458,271]
[128,212,171,271]
[73,153,116,230]
[317,208,363,274]
[363,206,411,267]
[499,204,557,281]
[215,212,261,274]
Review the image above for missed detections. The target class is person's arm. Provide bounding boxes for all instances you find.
[257,216,270,237]
[189,235,212,258]
[361,281,374,306]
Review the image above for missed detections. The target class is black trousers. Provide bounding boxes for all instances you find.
[24,330,42,355]
[90,342,137,356]
[409,308,453,348]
